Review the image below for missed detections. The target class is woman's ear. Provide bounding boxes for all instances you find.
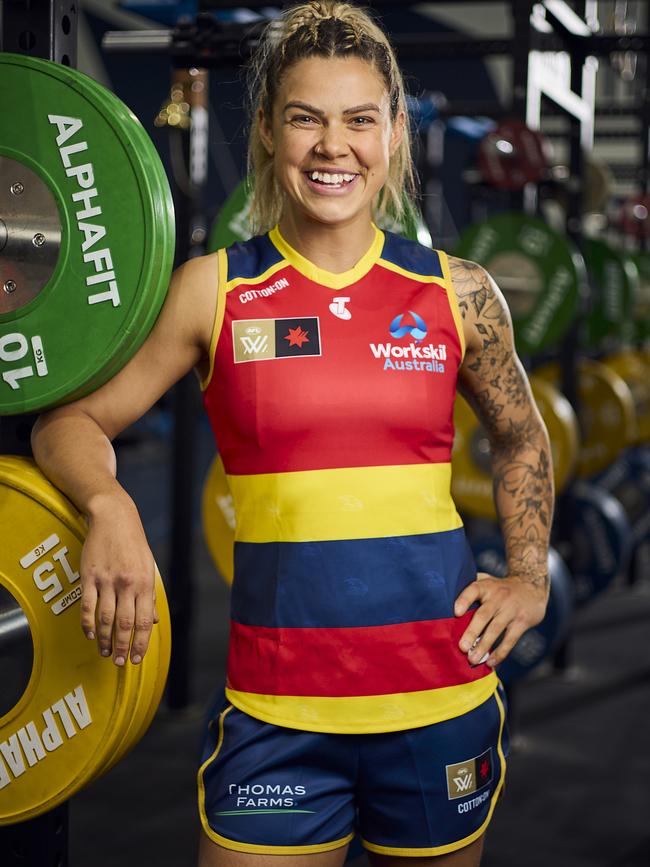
[258,107,275,156]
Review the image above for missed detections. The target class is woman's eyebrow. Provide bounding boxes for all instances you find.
[343,103,381,114]
[283,101,382,115]
[284,101,325,116]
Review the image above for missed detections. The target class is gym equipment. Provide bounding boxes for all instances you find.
[596,448,650,586]
[570,481,633,604]
[471,538,573,684]
[206,179,432,253]
[0,457,171,824]
[602,349,650,443]
[477,118,550,190]
[454,212,584,355]
[619,193,650,238]
[0,54,175,415]
[202,453,235,585]
[535,359,637,477]
[451,376,580,521]
[629,252,650,342]
[582,239,638,348]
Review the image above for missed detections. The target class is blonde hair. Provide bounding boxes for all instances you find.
[246,1,416,235]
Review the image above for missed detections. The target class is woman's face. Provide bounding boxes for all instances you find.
[259,55,404,229]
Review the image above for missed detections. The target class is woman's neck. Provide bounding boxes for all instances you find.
[277,211,377,274]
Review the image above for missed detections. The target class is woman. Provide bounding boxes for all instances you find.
[32,2,553,865]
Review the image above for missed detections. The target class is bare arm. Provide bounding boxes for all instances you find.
[449,256,553,667]
[31,252,219,664]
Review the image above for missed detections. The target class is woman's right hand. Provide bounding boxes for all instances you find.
[80,492,158,666]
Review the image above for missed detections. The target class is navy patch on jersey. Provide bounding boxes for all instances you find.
[275,317,321,358]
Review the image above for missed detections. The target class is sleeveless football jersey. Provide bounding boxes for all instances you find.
[201,224,497,734]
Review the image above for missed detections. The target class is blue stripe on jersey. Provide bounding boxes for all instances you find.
[380,231,444,278]
[226,234,284,281]
[231,528,476,628]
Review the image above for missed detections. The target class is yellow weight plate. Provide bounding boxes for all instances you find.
[529,375,580,489]
[0,457,167,823]
[451,378,579,519]
[536,359,637,477]
[202,454,235,585]
[95,571,170,776]
[603,350,650,444]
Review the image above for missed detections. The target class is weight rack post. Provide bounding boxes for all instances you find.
[166,67,210,710]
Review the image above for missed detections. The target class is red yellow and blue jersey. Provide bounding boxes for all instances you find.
[201,224,497,734]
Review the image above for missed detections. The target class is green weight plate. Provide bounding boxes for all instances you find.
[454,212,583,355]
[207,180,254,252]
[630,252,650,343]
[207,178,431,253]
[582,239,638,348]
[0,54,175,415]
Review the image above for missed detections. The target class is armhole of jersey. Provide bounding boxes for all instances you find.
[437,249,466,361]
[200,247,229,392]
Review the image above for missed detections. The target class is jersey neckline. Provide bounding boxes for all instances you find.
[268,223,385,290]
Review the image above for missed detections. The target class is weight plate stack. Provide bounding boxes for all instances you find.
[536,359,637,477]
[571,481,633,604]
[454,212,584,356]
[451,376,580,520]
[582,239,638,348]
[603,350,650,444]
[629,252,650,343]
[0,457,171,824]
[0,54,175,415]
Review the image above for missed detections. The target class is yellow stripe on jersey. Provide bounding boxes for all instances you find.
[226,462,463,543]
[269,224,385,290]
[438,249,466,361]
[200,247,229,392]
[226,671,498,734]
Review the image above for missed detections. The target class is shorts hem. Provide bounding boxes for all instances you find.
[200,823,355,855]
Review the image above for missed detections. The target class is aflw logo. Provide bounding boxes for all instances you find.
[241,333,269,354]
[446,749,493,800]
[453,769,474,793]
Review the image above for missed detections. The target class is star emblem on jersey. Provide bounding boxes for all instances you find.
[233,317,321,363]
[445,748,493,800]
[329,296,352,320]
[284,326,310,348]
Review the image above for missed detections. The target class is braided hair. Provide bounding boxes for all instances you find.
[246,1,416,234]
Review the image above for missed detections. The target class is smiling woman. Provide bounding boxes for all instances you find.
[30,2,553,867]
[246,1,415,249]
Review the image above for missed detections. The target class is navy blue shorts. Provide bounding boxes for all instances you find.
[198,687,508,857]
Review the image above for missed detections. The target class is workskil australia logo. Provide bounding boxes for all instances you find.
[370,310,447,372]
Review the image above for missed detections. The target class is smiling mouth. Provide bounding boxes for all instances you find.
[305,170,359,187]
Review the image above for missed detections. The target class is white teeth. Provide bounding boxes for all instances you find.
[309,171,356,184]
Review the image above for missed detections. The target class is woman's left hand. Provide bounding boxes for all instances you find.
[454,573,550,668]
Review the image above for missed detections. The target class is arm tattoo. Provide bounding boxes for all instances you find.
[452,258,553,589]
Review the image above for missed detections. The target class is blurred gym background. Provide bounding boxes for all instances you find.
[2,2,650,865]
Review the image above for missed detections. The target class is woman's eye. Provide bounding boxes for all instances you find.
[351,116,373,126]
[292,115,316,124]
